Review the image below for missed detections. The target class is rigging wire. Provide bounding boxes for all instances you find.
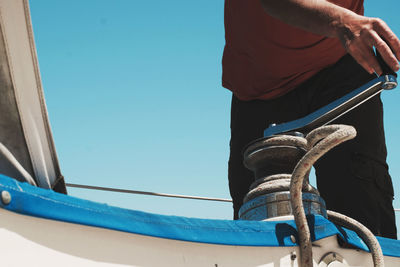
[66,183,232,203]
[66,183,399,210]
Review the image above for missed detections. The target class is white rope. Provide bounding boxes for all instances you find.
[290,125,384,267]
[0,142,37,186]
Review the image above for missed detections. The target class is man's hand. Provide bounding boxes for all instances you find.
[335,14,400,75]
[260,0,400,75]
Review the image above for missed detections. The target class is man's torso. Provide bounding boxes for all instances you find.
[222,0,364,100]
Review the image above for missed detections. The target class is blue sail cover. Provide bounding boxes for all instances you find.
[0,174,398,257]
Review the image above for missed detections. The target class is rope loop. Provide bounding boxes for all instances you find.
[289,124,383,267]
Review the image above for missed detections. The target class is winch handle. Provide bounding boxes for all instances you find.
[263,51,398,137]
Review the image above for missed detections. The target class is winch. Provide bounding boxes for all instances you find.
[238,52,397,267]
[238,72,397,222]
[239,131,326,221]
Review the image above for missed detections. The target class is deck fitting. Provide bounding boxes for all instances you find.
[1,191,11,205]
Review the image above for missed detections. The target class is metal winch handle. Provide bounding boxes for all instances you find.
[264,51,398,137]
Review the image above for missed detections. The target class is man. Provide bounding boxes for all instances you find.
[223,0,399,238]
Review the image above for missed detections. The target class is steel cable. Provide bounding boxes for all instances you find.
[66,183,232,202]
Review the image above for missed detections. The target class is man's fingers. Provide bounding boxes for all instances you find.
[366,49,383,75]
[373,18,400,60]
[340,17,400,75]
[370,31,400,72]
[348,44,380,75]
[363,47,382,75]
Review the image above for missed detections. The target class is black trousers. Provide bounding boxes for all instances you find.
[228,54,397,238]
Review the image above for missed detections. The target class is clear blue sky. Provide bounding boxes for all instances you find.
[29,0,400,237]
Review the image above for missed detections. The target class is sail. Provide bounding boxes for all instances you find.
[0,0,66,193]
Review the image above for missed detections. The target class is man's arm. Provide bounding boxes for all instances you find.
[260,0,400,75]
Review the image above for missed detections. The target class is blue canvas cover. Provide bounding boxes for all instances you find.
[0,174,398,257]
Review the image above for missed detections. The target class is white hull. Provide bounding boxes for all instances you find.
[0,208,398,267]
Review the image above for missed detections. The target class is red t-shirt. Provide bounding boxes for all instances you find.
[222,0,364,100]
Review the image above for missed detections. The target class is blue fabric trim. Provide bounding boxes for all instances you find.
[0,174,398,257]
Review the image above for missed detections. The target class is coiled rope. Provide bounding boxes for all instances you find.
[290,124,384,267]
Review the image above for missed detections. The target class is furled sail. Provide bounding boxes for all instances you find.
[0,0,66,193]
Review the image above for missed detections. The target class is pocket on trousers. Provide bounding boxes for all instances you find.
[350,152,394,197]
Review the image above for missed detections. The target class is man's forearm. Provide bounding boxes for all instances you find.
[260,0,400,75]
[260,0,354,38]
